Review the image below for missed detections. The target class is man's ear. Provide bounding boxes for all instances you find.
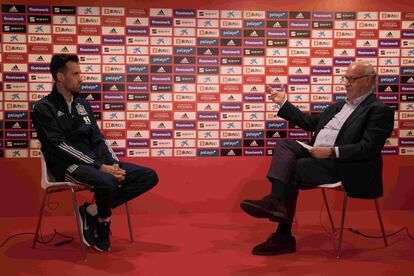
[56,71,65,82]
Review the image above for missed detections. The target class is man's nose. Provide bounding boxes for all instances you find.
[343,78,351,85]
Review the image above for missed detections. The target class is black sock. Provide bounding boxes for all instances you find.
[271,179,286,203]
[276,223,292,236]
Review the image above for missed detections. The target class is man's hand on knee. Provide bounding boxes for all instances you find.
[309,147,332,159]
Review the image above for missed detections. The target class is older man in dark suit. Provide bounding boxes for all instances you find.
[240,61,394,255]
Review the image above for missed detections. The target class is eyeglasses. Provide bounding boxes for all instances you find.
[343,75,375,83]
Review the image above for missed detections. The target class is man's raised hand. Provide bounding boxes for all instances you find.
[267,84,287,105]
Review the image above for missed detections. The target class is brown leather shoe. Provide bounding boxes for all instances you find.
[252,233,296,256]
[240,195,289,223]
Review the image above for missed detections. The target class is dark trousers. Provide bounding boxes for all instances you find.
[65,162,158,218]
[267,139,340,223]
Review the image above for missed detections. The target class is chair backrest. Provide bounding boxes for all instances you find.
[40,152,57,189]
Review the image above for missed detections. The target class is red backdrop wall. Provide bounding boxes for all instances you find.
[0,0,413,217]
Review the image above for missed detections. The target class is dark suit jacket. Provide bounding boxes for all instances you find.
[278,93,394,199]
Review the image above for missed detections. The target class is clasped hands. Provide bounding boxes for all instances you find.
[99,164,126,182]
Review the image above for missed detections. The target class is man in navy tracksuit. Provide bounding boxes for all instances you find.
[32,54,158,252]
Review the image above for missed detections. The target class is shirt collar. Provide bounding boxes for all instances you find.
[67,95,73,113]
[346,92,371,106]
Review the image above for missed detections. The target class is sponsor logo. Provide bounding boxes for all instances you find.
[102,7,125,16]
[379,39,400,47]
[220,149,242,156]
[267,11,289,19]
[356,49,377,56]
[5,112,28,120]
[53,6,76,14]
[378,76,399,84]
[27,5,51,14]
[102,36,124,44]
[2,4,25,13]
[197,149,219,157]
[150,17,172,26]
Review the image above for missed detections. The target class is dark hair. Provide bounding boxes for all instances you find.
[50,54,79,81]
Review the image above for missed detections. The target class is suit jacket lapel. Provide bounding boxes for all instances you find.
[338,93,376,135]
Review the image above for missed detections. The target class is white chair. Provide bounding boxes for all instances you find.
[32,153,134,260]
[317,182,388,258]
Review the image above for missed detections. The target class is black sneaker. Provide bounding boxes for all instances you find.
[78,203,97,247]
[252,233,296,256]
[94,221,111,252]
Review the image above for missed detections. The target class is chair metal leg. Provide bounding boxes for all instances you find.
[322,189,336,233]
[374,199,388,247]
[32,189,49,249]
[125,202,134,242]
[336,192,348,258]
[69,187,87,260]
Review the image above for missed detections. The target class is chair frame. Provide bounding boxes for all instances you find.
[32,153,134,260]
[321,187,388,258]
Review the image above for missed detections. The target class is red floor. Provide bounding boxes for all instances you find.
[1,211,413,275]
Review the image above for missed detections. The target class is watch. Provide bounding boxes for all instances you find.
[329,147,336,159]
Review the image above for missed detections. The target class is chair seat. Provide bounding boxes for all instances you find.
[42,180,90,190]
[40,154,90,190]
[301,181,343,190]
[317,181,342,189]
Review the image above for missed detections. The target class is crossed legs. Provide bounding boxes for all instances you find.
[241,139,339,255]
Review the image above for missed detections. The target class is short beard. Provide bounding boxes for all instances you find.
[65,85,80,95]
